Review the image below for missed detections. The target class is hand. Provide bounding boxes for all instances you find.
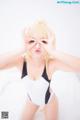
[41,38,55,59]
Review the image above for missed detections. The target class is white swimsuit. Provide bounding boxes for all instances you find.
[21,60,54,106]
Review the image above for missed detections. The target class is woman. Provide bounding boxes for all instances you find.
[0,20,80,120]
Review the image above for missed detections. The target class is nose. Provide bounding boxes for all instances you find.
[35,42,41,49]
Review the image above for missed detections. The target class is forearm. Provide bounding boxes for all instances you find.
[0,49,25,70]
[53,50,80,71]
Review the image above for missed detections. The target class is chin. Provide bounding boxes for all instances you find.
[32,53,44,59]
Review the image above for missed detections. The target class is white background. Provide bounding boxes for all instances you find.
[0,0,80,120]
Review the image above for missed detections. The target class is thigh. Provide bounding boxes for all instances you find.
[44,94,58,120]
[21,100,39,120]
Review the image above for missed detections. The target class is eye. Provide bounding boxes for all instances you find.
[42,40,48,44]
[28,40,35,44]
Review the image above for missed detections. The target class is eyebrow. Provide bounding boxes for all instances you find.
[40,36,48,39]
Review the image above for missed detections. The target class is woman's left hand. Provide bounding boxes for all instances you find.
[41,38,55,58]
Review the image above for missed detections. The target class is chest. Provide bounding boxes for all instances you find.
[28,67,44,80]
[21,60,55,80]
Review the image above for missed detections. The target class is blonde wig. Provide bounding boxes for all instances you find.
[23,20,56,67]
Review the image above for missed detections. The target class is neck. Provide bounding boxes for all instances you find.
[27,56,45,67]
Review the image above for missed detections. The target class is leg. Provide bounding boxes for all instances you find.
[21,100,39,120]
[44,94,58,120]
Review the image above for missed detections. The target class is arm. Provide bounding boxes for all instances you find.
[53,50,80,72]
[0,49,25,70]
[41,39,80,73]
[49,50,80,73]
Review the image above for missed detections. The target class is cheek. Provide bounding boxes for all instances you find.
[39,48,46,56]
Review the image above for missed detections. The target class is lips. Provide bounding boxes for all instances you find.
[35,49,41,53]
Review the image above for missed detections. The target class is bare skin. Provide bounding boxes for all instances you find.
[21,101,39,120]
[44,95,58,120]
[0,21,80,120]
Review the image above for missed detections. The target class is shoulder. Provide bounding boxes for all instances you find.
[16,55,25,71]
[48,58,56,70]
[46,59,56,80]
[48,58,74,73]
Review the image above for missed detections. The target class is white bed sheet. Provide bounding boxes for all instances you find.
[0,69,80,120]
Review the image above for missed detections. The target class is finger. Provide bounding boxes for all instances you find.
[41,42,49,51]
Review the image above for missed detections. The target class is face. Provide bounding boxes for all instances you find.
[24,21,55,59]
[24,32,49,59]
